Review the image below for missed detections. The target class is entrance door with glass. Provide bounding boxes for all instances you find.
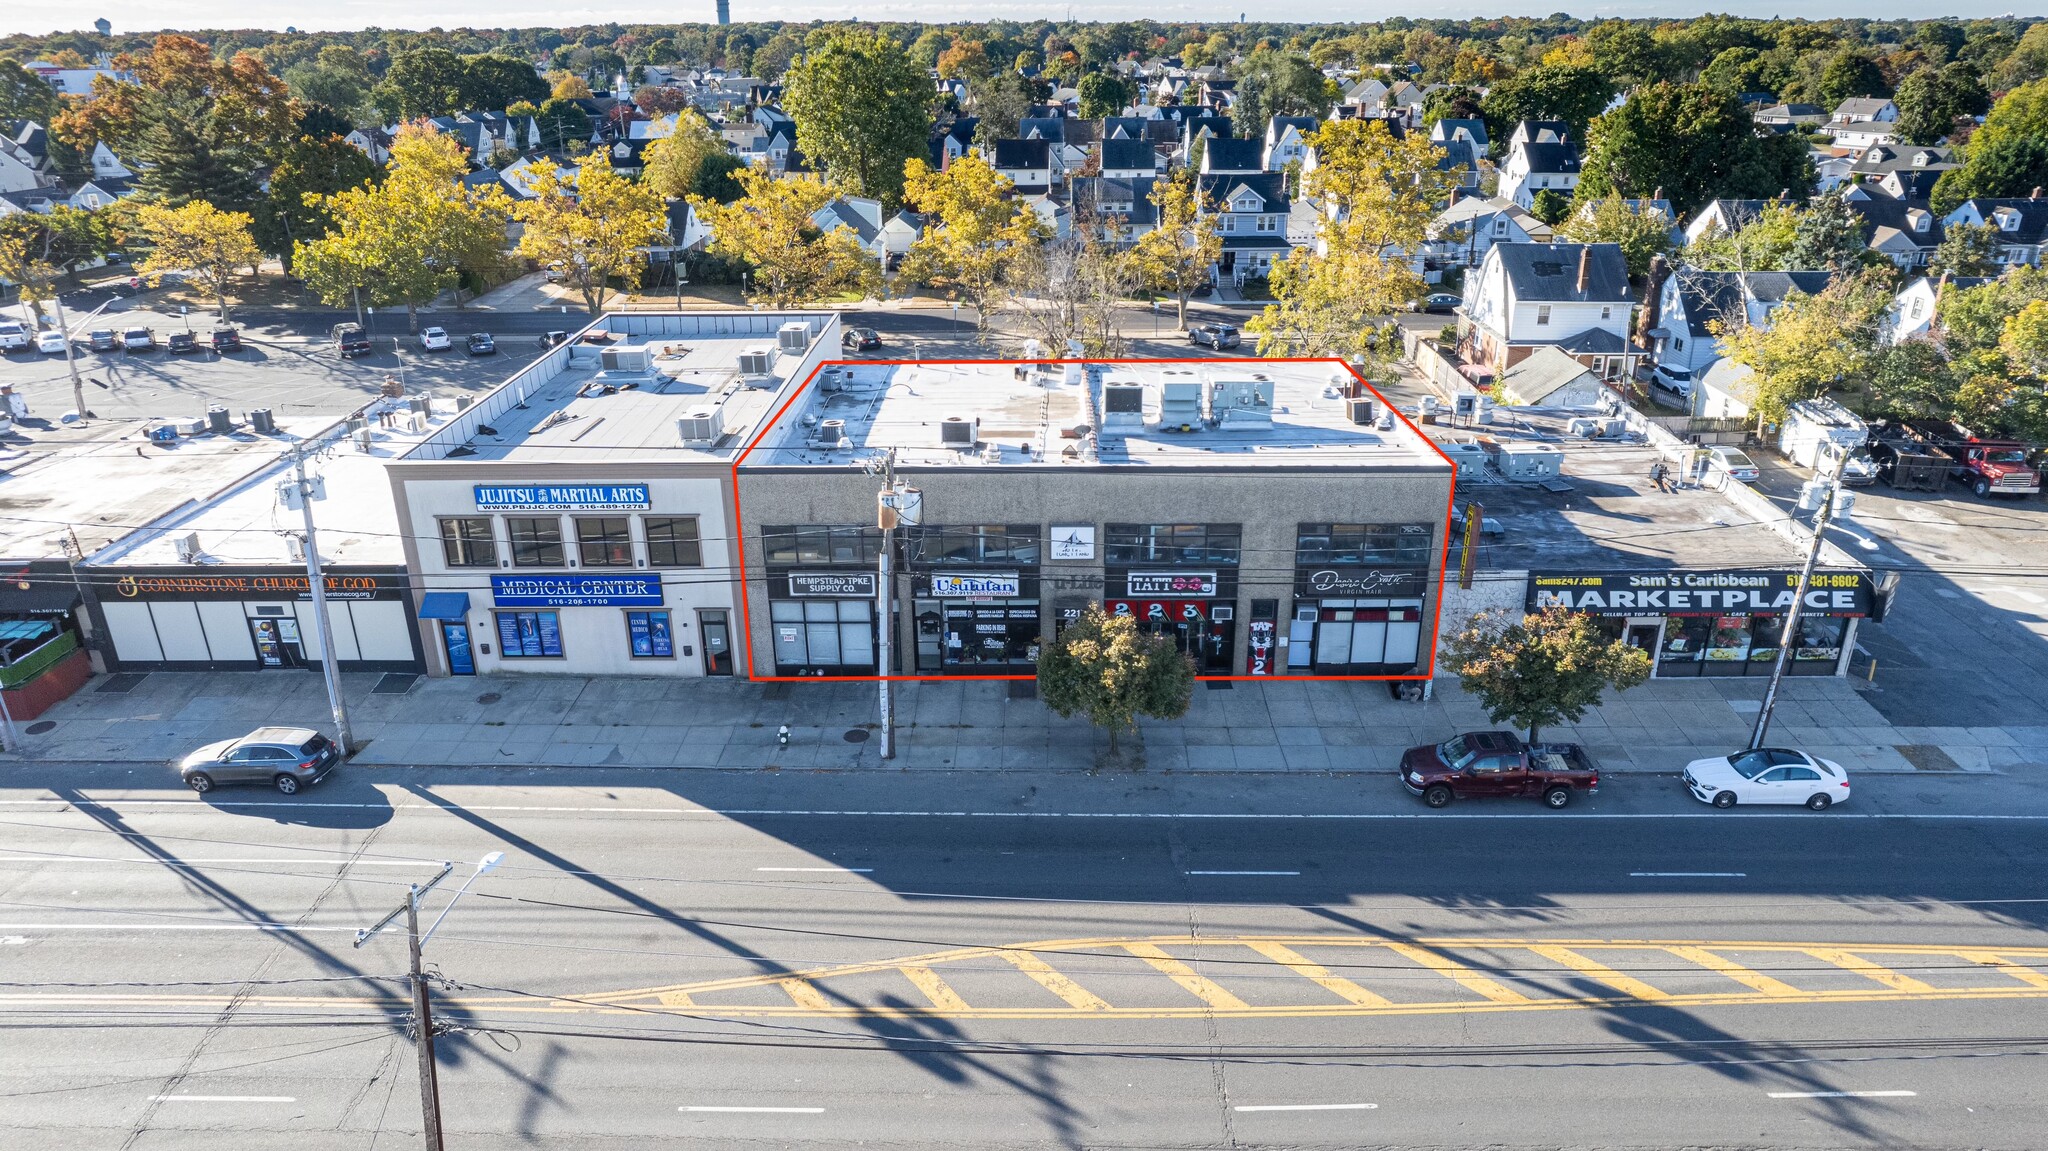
[442,622,475,675]
[697,610,734,676]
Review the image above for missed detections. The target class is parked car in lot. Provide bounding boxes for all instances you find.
[1401,731,1600,809]
[178,727,341,795]
[1648,363,1694,407]
[1684,748,1850,810]
[842,327,882,352]
[537,330,569,350]
[465,331,496,356]
[88,328,119,352]
[210,328,242,353]
[167,330,199,354]
[1188,322,1241,349]
[1704,445,1760,483]
[34,329,70,354]
[332,323,372,358]
[121,327,156,351]
[418,326,452,351]
[0,321,29,352]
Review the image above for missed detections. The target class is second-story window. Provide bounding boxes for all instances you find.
[1537,305,1552,326]
[507,518,565,567]
[438,518,497,567]
[575,518,633,567]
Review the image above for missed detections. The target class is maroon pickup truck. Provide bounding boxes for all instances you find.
[1400,731,1600,809]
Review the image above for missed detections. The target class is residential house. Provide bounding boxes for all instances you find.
[1178,115,1233,164]
[1461,242,1639,380]
[1494,346,1613,408]
[1426,194,1553,271]
[1018,117,1089,179]
[1694,359,1757,420]
[1813,152,1856,193]
[5,120,50,177]
[1195,170,1293,282]
[812,196,887,260]
[344,127,395,165]
[930,118,979,169]
[88,142,132,180]
[1823,119,1898,150]
[1098,138,1160,180]
[1071,175,1159,245]
[1433,135,1482,192]
[1755,103,1826,130]
[1200,77,1236,111]
[1497,123,1581,210]
[1940,197,2048,268]
[22,58,129,97]
[1343,76,1390,112]
[1648,268,1837,374]
[1384,81,1430,128]
[1850,143,1956,183]
[1843,186,1943,269]
[0,137,44,194]
[1199,137,1264,175]
[879,210,929,260]
[1264,115,1320,171]
[993,139,1054,194]
[66,176,135,211]
[1509,120,1570,149]
[1885,273,1991,344]
[0,187,61,217]
[1830,98,1899,126]
[1430,117,1488,158]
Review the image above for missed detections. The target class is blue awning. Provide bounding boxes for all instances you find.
[417,592,471,621]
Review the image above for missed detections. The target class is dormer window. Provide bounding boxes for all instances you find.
[1913,152,1930,167]
[1999,208,2022,232]
[1493,218,1508,235]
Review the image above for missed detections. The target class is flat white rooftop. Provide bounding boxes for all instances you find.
[746,360,1449,471]
[404,312,836,465]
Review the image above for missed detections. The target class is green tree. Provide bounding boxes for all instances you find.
[1931,220,2002,277]
[252,134,377,273]
[1701,46,1771,95]
[1530,188,1572,226]
[1444,607,1651,743]
[1576,81,1812,217]
[1683,199,1800,271]
[130,200,264,322]
[462,54,549,112]
[0,58,60,123]
[1893,63,1989,145]
[1036,604,1194,758]
[1232,49,1335,141]
[1127,170,1221,326]
[782,30,931,211]
[1556,192,1671,277]
[1814,50,1891,109]
[531,97,594,153]
[375,47,470,121]
[692,152,748,203]
[1421,84,1484,128]
[900,153,1046,331]
[1480,64,1615,149]
[1076,72,1131,120]
[283,46,373,118]
[689,164,878,307]
[1719,269,1893,422]
[1585,19,1668,86]
[512,151,668,312]
[1787,189,1867,271]
[969,70,1035,146]
[1931,133,2048,216]
[639,110,724,201]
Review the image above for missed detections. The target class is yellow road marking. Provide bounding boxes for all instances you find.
[1528,945,1670,1002]
[1384,942,1531,1004]
[1958,951,2048,990]
[1663,946,1803,998]
[776,978,833,1010]
[657,989,695,1007]
[999,949,1111,1011]
[1241,940,1392,1007]
[1123,943,1251,1010]
[901,966,971,1012]
[1805,949,1937,994]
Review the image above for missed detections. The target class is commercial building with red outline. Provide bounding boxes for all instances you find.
[730,356,1456,683]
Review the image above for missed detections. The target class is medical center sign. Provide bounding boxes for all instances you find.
[1528,570,1873,617]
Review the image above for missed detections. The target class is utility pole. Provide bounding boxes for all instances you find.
[876,447,897,760]
[51,294,88,423]
[290,443,355,753]
[355,864,454,1151]
[1751,485,1836,749]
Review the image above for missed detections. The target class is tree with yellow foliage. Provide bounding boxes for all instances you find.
[550,73,594,100]
[1718,269,1893,424]
[513,151,669,314]
[899,154,1046,332]
[1127,170,1221,327]
[639,110,726,201]
[690,164,878,307]
[129,201,263,322]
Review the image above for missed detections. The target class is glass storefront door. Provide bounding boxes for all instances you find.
[1104,599,1234,674]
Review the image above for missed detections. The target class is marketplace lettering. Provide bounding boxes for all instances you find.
[1532,587,1863,613]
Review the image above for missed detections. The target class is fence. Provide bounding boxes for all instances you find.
[1635,412,1751,443]
[1400,327,1487,406]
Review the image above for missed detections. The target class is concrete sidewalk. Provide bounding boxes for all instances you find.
[6,669,2043,776]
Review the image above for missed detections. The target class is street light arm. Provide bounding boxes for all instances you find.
[420,852,505,948]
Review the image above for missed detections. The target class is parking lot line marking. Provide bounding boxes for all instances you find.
[1631,872,1746,877]
[680,1106,824,1114]
[1805,949,1937,994]
[1957,952,2048,991]
[900,965,971,1012]
[1384,942,1531,1004]
[1529,945,1670,1002]
[999,950,1112,1011]
[1123,942,1251,1010]
[1186,870,1299,876]
[1663,946,1803,998]
[1235,1103,1378,1112]
[1242,940,1391,1007]
[148,1096,296,1103]
[1767,1091,1915,1099]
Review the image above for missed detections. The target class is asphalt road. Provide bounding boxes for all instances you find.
[3,764,2046,1149]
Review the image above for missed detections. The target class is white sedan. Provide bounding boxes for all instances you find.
[418,326,452,351]
[35,330,70,354]
[1684,748,1851,810]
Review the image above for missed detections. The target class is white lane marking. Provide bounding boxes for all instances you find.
[149,1095,297,1103]
[755,867,873,873]
[0,924,356,933]
[1767,1091,1916,1099]
[2,800,2047,822]
[680,1106,824,1114]
[0,856,439,866]
[1187,870,1301,876]
[1631,872,1747,877]
[0,935,27,945]
[1235,1103,1379,1112]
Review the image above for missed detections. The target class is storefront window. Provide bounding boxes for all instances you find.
[495,611,562,657]
[769,599,874,669]
[942,604,1040,666]
[1105,523,1241,565]
[645,517,701,567]
[575,518,633,566]
[1295,523,1434,566]
[625,610,675,658]
[909,525,1040,565]
[761,526,882,566]
[1657,617,1709,675]
[1793,615,1846,662]
[438,518,496,567]
[507,518,564,567]
[1748,616,1784,665]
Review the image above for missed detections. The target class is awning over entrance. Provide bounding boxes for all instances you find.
[417,592,471,621]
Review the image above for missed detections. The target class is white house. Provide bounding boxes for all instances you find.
[879,210,929,258]
[89,142,132,180]
[0,138,44,194]
[1694,359,1756,420]
[1425,195,1552,271]
[1884,273,1992,344]
[1941,197,2048,268]
[991,138,1054,194]
[1462,242,1638,380]
[1097,138,1160,180]
[1497,124,1581,210]
[1649,268,1835,375]
[811,196,887,260]
[1830,97,1899,126]
[1264,115,1320,171]
[1071,176,1159,245]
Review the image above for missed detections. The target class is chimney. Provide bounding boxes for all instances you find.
[1637,254,1670,347]
[1576,245,1590,295]
[2033,186,2042,201]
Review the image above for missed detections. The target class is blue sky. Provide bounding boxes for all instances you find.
[4,3,2036,38]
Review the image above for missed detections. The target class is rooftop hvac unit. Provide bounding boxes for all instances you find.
[676,406,723,444]
[248,408,276,435]
[1101,382,1146,430]
[1158,374,1202,431]
[599,346,653,373]
[939,414,978,447]
[354,429,374,454]
[1495,442,1562,481]
[1376,410,1395,431]
[455,395,472,412]
[173,532,202,563]
[408,396,432,415]
[1346,397,1378,426]
[818,367,846,393]
[816,418,848,448]
[206,406,232,434]
[405,412,427,434]
[738,348,774,379]
[777,321,811,354]
[1208,378,1273,427]
[149,424,178,443]
[181,418,208,437]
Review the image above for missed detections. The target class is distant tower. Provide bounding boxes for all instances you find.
[716,0,730,24]
[94,16,111,34]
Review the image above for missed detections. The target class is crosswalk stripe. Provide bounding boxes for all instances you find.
[775,978,833,1010]
[998,949,1111,1011]
[1529,945,1670,1001]
[1958,951,2048,990]
[1663,946,1803,998]
[1123,942,1251,1010]
[900,966,971,1012]
[1241,940,1392,1007]
[1805,950,1937,994]
[1384,942,1531,1004]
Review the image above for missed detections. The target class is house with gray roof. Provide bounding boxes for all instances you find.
[1196,170,1293,282]
[1462,242,1639,380]
[1941,196,2048,269]
[1098,138,1160,179]
[1648,267,1838,374]
[1264,115,1321,171]
[1071,175,1160,244]
[1843,186,1942,269]
[992,138,1053,194]
[1498,124,1581,210]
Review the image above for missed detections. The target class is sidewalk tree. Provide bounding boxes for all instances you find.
[1129,171,1221,327]
[1009,227,1139,358]
[253,134,377,275]
[900,154,1046,332]
[513,151,668,313]
[639,110,726,200]
[1037,603,1195,758]
[690,164,878,307]
[1444,606,1651,744]
[782,29,930,211]
[295,125,511,331]
[0,207,115,322]
[130,200,264,322]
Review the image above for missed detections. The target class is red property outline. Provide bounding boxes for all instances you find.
[731,356,1458,682]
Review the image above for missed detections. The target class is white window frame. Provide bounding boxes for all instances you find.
[1537,305,1552,326]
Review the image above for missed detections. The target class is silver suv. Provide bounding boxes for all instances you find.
[179,727,340,794]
